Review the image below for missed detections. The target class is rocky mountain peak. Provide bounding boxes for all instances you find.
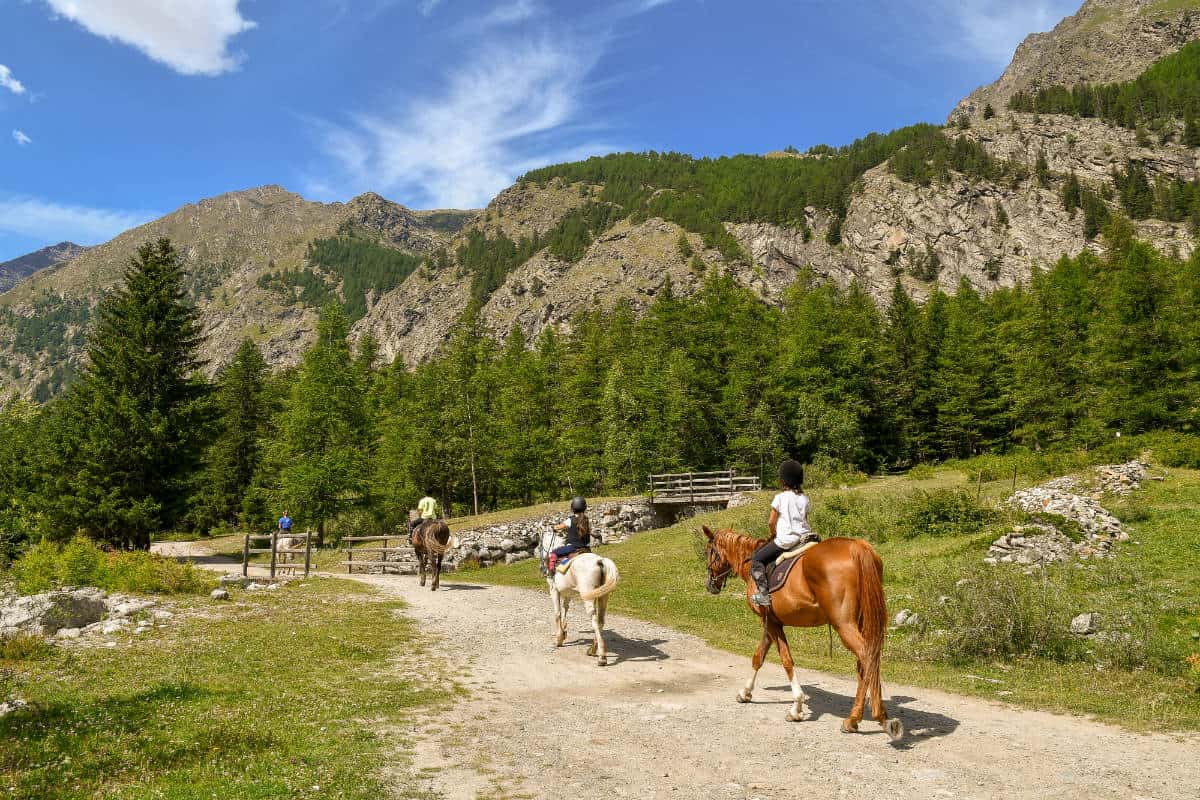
[952,0,1200,120]
[0,241,91,293]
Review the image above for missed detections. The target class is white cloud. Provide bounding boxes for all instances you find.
[311,1,677,208]
[0,64,26,95]
[936,1,1078,66]
[311,37,620,208]
[42,0,256,76]
[12,130,32,146]
[0,195,156,245]
[419,0,445,15]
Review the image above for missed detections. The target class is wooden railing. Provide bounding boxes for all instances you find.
[648,470,761,504]
[342,535,411,574]
[242,530,312,579]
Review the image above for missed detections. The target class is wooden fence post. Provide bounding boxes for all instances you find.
[270,530,278,580]
[304,528,312,578]
[242,533,249,577]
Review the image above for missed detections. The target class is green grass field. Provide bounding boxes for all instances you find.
[1,579,450,799]
[473,463,1200,731]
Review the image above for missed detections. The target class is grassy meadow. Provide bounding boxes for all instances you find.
[474,457,1200,731]
[0,579,450,799]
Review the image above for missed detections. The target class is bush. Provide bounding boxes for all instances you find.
[895,489,995,539]
[11,540,59,594]
[8,537,213,596]
[0,633,53,662]
[1150,433,1200,469]
[914,562,1083,663]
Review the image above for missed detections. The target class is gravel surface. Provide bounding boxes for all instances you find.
[155,541,1200,799]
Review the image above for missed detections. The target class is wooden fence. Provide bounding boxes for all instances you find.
[342,535,411,574]
[648,470,761,504]
[242,529,312,579]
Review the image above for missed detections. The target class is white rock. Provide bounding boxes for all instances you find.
[1070,612,1099,636]
[54,627,81,640]
[210,589,230,601]
[153,610,174,620]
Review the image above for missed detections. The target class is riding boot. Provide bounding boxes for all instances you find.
[749,562,771,607]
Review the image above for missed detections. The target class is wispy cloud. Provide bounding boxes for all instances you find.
[419,0,445,15]
[932,0,1078,66]
[309,1,675,208]
[12,130,32,146]
[0,64,26,95]
[0,194,156,245]
[41,0,257,76]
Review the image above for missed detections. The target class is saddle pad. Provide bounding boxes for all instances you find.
[768,541,819,594]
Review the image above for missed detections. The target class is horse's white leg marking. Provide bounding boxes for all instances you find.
[738,669,759,703]
[785,670,810,722]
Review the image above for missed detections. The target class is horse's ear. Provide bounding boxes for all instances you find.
[702,525,714,540]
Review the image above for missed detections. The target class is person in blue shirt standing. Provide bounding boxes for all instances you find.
[278,510,293,535]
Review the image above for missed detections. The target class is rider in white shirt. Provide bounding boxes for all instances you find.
[750,459,816,607]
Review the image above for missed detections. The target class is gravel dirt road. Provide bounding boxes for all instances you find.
[153,541,1200,799]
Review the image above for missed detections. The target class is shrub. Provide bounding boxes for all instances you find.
[8,538,213,596]
[914,562,1082,663]
[1151,433,1200,469]
[0,633,53,662]
[895,489,995,539]
[11,540,59,594]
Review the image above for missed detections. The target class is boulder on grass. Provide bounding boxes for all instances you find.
[0,588,108,637]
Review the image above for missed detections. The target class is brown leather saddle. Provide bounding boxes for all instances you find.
[767,540,820,593]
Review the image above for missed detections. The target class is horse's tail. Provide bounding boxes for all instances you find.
[579,557,620,601]
[853,540,887,708]
[422,521,452,554]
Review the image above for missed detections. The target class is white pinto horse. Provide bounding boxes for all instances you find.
[536,530,620,666]
[274,535,304,574]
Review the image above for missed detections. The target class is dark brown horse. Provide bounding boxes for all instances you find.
[702,526,903,740]
[412,520,451,591]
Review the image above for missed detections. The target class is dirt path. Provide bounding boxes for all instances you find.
[155,542,1200,800]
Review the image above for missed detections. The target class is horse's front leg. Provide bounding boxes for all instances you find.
[431,552,442,591]
[738,616,774,703]
[774,624,810,722]
[417,548,427,587]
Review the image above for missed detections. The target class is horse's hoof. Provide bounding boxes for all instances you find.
[885,718,904,741]
[785,708,809,722]
[841,719,860,734]
[596,657,608,667]
[735,691,752,704]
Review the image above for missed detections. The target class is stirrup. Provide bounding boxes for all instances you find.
[751,592,771,607]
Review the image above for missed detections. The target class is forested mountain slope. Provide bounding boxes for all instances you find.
[4,0,1200,397]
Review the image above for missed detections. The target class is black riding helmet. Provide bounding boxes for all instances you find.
[779,459,804,490]
[570,496,587,513]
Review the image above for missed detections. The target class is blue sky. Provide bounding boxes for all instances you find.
[0,0,1079,261]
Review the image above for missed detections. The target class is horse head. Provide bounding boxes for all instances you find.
[702,525,734,594]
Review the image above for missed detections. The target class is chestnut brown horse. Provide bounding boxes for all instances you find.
[702,526,903,740]
[412,520,451,591]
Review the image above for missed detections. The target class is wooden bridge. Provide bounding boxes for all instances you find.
[648,470,761,505]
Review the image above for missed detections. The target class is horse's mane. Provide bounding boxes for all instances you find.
[714,528,765,566]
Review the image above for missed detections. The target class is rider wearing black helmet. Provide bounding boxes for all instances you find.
[749,459,816,607]
[549,496,592,570]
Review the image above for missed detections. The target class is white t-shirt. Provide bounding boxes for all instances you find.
[771,490,811,548]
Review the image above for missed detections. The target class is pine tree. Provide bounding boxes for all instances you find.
[51,238,208,549]
[1186,114,1200,147]
[983,104,996,120]
[267,303,369,546]
[1061,172,1083,216]
[192,339,269,531]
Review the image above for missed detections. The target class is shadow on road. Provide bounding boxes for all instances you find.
[761,684,960,748]
[561,630,672,664]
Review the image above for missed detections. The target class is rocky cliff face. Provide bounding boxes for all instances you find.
[0,242,89,293]
[952,0,1200,121]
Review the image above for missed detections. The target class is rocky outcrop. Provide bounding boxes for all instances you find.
[0,587,107,637]
[952,0,1200,121]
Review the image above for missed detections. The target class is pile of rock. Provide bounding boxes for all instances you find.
[1093,461,1150,495]
[439,499,657,572]
[0,587,167,642]
[987,461,1149,565]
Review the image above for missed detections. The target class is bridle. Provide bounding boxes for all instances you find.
[705,541,734,594]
